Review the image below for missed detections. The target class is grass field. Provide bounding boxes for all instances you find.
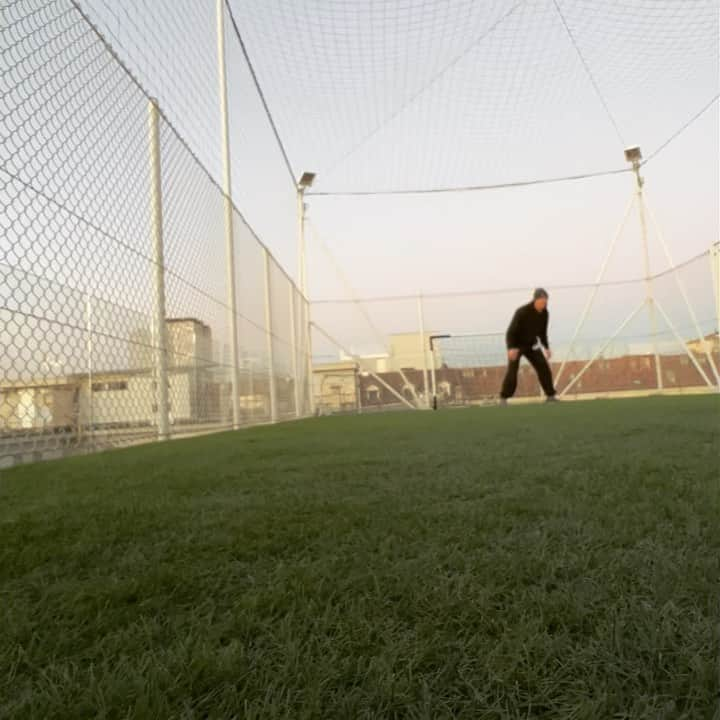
[1,396,719,719]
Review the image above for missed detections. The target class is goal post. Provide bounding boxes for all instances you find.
[429,332,507,408]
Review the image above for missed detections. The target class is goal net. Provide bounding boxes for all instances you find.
[430,333,509,407]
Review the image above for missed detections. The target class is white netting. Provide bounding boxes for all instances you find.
[231,0,718,194]
[0,0,310,466]
[312,250,719,410]
[2,0,717,434]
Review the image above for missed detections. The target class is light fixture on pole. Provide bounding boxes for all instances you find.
[558,146,719,396]
[625,145,663,390]
[297,171,315,298]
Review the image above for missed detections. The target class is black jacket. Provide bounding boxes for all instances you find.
[506,302,549,350]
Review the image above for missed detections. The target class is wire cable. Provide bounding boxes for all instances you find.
[551,0,625,147]
[642,93,720,166]
[307,166,630,197]
[318,0,528,179]
[223,0,297,186]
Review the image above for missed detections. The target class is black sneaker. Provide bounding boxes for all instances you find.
[546,396,560,403]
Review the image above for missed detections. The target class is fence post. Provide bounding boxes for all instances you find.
[148,98,170,440]
[216,0,241,430]
[83,293,93,445]
[712,241,720,339]
[632,162,663,390]
[297,190,315,416]
[263,248,278,422]
[417,293,430,408]
[430,340,438,410]
[289,284,301,417]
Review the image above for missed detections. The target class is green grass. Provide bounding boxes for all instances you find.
[1,396,719,719]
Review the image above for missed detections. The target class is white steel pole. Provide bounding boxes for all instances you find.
[216,0,241,430]
[248,359,254,421]
[561,299,646,396]
[555,194,635,390]
[148,98,170,441]
[289,285,301,417]
[653,299,713,388]
[298,188,315,416]
[263,248,278,422]
[312,323,416,410]
[417,294,430,409]
[712,241,720,339]
[84,293,93,443]
[633,162,663,390]
[430,340,438,410]
[645,203,720,387]
[298,188,307,298]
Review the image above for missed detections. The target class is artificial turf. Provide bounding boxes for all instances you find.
[1,395,719,719]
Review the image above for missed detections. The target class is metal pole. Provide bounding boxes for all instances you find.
[148,98,170,441]
[417,294,430,408]
[312,323,416,410]
[555,194,635,390]
[289,285,302,417]
[654,299,713,388]
[217,0,241,430]
[305,297,314,416]
[248,359,254,421]
[430,339,438,410]
[263,248,278,422]
[298,187,307,298]
[711,241,720,339]
[633,162,663,390]
[645,202,720,387]
[561,299,646,396]
[298,188,315,416]
[84,293,93,444]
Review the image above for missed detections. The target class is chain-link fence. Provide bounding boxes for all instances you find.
[1,0,311,467]
[311,249,720,413]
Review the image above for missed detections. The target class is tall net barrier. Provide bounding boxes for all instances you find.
[0,0,310,467]
[311,249,719,412]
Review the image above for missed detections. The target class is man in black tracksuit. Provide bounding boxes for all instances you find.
[500,288,557,403]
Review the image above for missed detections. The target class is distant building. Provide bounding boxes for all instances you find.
[388,332,440,371]
[1,318,234,435]
[313,361,359,414]
[129,318,213,370]
[686,332,719,355]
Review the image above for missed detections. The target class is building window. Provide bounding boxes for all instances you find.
[92,381,128,392]
[366,384,380,402]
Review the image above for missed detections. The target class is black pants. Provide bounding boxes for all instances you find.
[500,348,556,399]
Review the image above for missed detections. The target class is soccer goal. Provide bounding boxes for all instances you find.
[428,332,508,408]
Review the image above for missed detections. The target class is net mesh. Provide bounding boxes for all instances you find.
[230,0,718,194]
[312,250,719,410]
[0,0,310,467]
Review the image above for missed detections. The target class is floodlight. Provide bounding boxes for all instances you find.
[624,146,642,164]
[298,172,316,189]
